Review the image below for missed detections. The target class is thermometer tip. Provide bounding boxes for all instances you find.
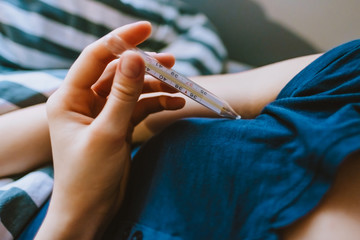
[220,106,241,120]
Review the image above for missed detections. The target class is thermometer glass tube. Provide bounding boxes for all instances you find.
[104,33,241,119]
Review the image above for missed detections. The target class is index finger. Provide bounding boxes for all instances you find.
[92,52,176,97]
[64,21,152,89]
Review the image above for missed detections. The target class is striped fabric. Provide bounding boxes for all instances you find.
[0,0,227,76]
[0,1,227,239]
[0,69,66,114]
[0,167,53,240]
[0,69,65,239]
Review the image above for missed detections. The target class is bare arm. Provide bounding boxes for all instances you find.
[0,103,51,177]
[133,53,322,143]
[0,54,321,177]
[35,21,185,240]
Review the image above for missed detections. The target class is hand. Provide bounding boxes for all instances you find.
[35,21,184,239]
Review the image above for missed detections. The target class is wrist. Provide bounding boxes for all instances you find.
[35,190,114,240]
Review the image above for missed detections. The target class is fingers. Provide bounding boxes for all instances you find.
[142,77,178,94]
[141,52,176,93]
[91,60,118,98]
[64,21,152,90]
[132,95,185,126]
[94,51,145,131]
[92,52,176,97]
[148,52,175,68]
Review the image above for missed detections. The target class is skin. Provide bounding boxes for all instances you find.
[0,21,359,239]
[0,23,184,177]
[35,21,185,239]
[133,53,322,143]
[0,104,51,176]
[281,152,360,240]
[0,45,321,176]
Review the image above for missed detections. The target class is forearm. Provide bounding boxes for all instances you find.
[221,53,322,118]
[133,53,322,142]
[0,103,51,177]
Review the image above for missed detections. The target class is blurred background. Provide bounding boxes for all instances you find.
[183,0,360,67]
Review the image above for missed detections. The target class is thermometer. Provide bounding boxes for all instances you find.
[104,33,241,119]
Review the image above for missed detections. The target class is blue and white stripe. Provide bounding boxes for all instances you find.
[0,0,227,75]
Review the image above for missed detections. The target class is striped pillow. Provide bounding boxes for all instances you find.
[0,69,65,114]
[0,0,227,76]
[0,166,53,240]
[0,0,228,114]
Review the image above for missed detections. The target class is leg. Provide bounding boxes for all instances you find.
[282,151,360,239]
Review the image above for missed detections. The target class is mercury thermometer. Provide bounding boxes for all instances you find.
[104,33,241,120]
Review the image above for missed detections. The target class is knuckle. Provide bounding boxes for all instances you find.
[111,81,141,103]
[90,123,127,144]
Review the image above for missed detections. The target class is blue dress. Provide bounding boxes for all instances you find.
[104,40,360,240]
[20,40,360,240]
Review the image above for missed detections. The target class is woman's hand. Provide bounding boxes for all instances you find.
[35,21,184,239]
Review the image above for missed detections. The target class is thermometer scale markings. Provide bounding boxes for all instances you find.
[142,54,224,114]
[104,32,240,119]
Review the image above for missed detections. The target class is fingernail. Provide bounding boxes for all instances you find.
[120,52,142,78]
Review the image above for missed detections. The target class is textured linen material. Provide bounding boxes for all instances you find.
[103,40,360,239]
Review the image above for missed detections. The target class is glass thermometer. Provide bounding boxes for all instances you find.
[104,33,241,119]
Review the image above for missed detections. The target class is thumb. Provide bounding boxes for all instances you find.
[95,51,145,130]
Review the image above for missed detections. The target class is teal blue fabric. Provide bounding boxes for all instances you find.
[103,40,360,239]
[19,40,360,239]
